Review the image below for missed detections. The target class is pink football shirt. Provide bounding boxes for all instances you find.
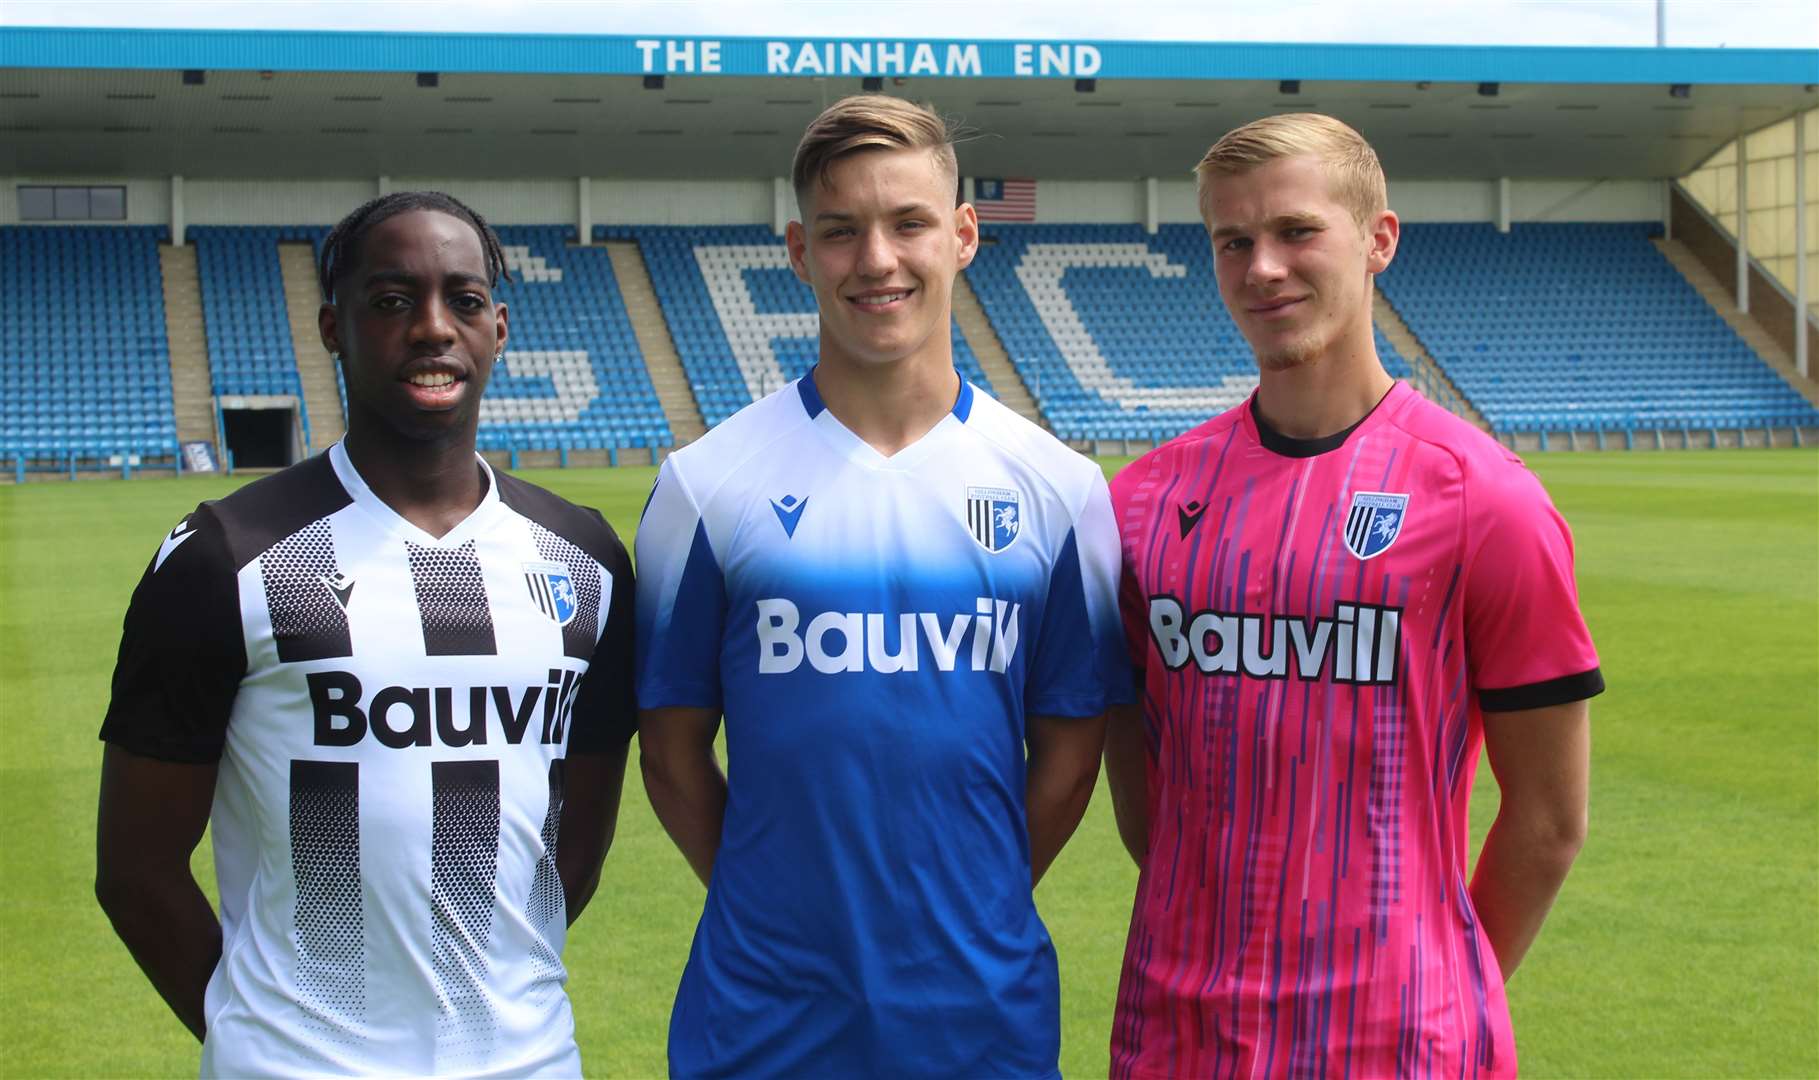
[1109,383,1601,1080]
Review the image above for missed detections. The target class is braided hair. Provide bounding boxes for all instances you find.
[317,191,511,302]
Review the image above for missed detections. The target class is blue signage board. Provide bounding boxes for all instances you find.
[3,27,1815,85]
[181,440,220,473]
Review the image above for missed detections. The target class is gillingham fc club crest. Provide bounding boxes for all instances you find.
[966,486,1022,554]
[524,562,579,626]
[1344,492,1409,560]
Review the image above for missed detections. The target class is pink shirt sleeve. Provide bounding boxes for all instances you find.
[1461,458,1603,711]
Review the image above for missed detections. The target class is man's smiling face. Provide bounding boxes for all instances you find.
[323,209,507,443]
[787,146,977,373]
[1202,154,1394,372]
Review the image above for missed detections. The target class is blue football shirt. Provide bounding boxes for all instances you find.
[635,373,1129,1078]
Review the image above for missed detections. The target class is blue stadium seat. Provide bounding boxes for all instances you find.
[963,224,1417,443]
[10,219,1809,473]
[477,226,671,453]
[597,224,995,427]
[192,227,311,403]
[1376,222,1819,432]
[225,225,669,456]
[0,225,178,467]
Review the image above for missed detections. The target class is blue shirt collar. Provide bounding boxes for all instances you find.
[798,365,973,422]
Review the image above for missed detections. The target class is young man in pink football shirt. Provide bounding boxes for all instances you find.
[1104,113,1602,1079]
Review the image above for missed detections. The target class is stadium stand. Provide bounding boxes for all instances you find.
[192,226,316,399]
[1377,222,1819,436]
[600,224,995,426]
[481,225,671,458]
[8,217,1806,482]
[965,224,1415,442]
[1,225,177,475]
[244,224,669,463]
[192,225,320,454]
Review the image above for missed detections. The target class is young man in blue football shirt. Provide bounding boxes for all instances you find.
[635,96,1131,1077]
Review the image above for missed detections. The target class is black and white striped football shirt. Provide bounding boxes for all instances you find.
[102,443,634,1078]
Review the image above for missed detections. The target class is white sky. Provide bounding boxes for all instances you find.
[3,0,1817,50]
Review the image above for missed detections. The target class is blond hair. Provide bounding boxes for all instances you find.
[792,95,959,205]
[1195,113,1386,227]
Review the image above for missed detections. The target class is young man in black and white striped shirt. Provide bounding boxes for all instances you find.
[96,192,636,1077]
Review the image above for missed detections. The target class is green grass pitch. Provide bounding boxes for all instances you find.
[2,451,1814,1077]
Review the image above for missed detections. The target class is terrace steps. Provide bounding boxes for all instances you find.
[276,243,345,452]
[158,243,217,450]
[953,273,1045,429]
[1653,238,1819,411]
[607,240,707,447]
[1372,290,1486,428]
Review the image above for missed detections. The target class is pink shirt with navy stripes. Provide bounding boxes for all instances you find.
[1109,382,1602,1080]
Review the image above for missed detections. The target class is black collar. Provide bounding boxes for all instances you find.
[1250,386,1394,459]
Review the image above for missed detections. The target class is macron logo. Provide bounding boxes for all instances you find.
[1176,499,1208,538]
[770,494,808,538]
[154,519,196,572]
[320,571,356,611]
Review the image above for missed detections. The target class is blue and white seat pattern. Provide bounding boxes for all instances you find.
[477,226,671,453]
[602,225,995,427]
[1,225,176,465]
[967,224,1416,443]
[193,226,313,400]
[1378,222,1819,433]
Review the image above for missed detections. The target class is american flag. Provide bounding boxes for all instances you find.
[972,177,1036,222]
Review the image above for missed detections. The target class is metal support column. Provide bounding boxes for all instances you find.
[1796,113,1809,378]
[1736,135,1749,313]
[772,177,791,238]
[170,174,185,245]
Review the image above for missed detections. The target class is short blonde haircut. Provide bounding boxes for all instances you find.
[1195,113,1387,228]
[792,95,959,206]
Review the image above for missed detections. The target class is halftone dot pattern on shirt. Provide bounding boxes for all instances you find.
[524,759,565,1003]
[260,519,352,662]
[103,447,635,1077]
[430,760,502,1071]
[289,760,364,1043]
[406,540,498,657]
[530,521,602,659]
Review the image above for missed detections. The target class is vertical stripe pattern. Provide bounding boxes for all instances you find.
[407,540,498,656]
[1110,391,1520,1080]
[967,495,994,550]
[290,760,364,1039]
[529,523,603,659]
[525,758,566,1001]
[262,520,352,662]
[430,760,502,1070]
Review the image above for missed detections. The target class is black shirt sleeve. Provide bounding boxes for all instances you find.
[565,517,638,754]
[99,506,247,762]
[1479,668,1606,713]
